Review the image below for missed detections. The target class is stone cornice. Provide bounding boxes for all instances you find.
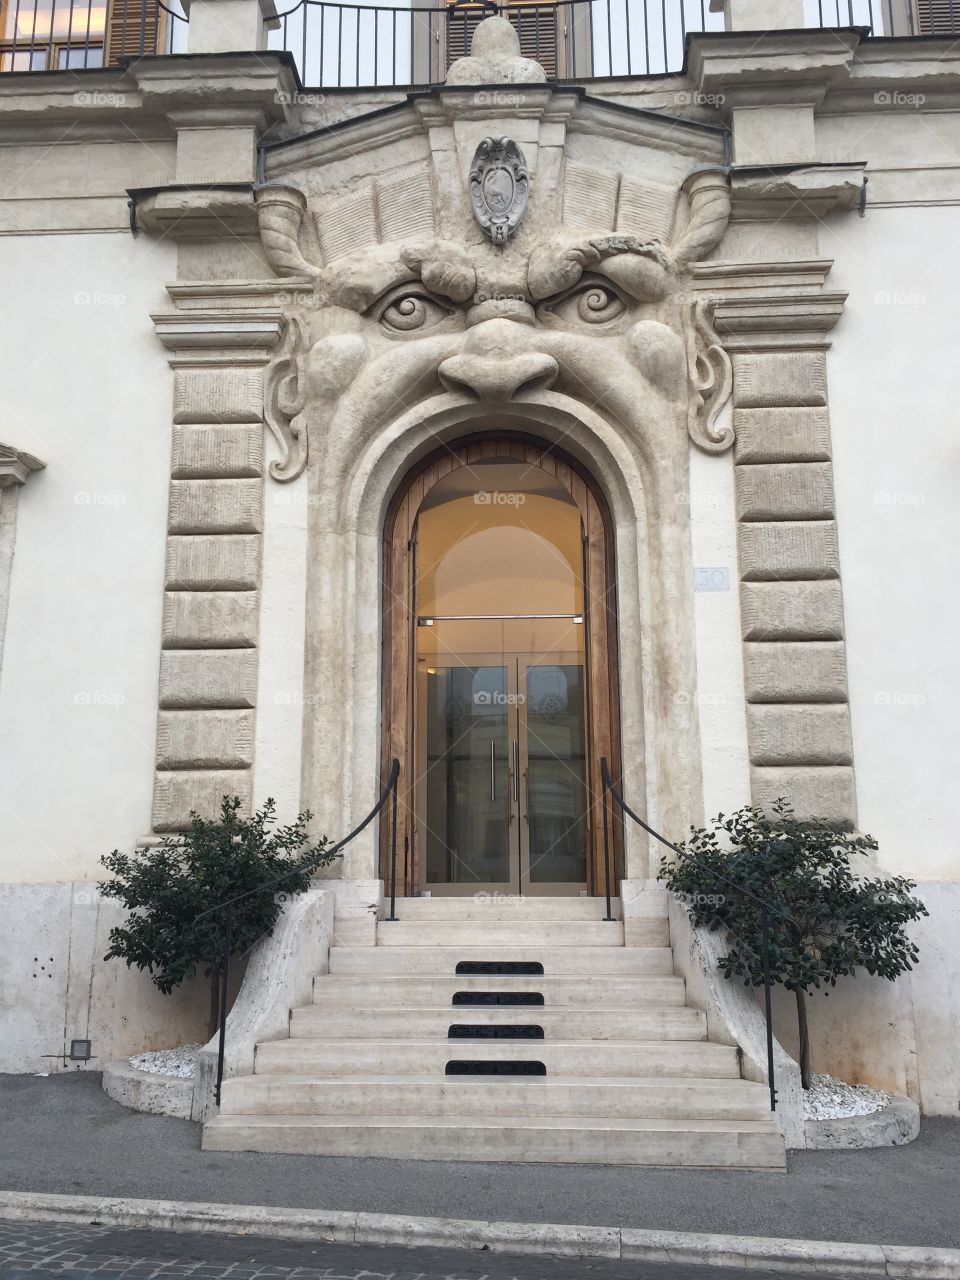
[730,162,866,219]
[691,258,846,348]
[151,308,286,366]
[0,443,45,488]
[568,96,727,163]
[687,29,862,105]
[132,185,257,240]
[263,102,427,176]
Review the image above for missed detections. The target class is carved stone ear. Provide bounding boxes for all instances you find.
[685,301,733,453]
[255,184,321,279]
[265,317,308,482]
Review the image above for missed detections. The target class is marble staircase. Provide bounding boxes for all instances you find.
[202,896,785,1168]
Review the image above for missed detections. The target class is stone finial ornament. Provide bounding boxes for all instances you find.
[469,138,530,245]
[444,15,547,85]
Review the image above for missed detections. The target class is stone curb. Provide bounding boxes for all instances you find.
[0,1190,958,1278]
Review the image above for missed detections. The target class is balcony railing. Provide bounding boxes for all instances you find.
[0,0,954,81]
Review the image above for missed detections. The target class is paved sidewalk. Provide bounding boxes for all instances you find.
[2,1075,958,1250]
[0,1220,849,1280]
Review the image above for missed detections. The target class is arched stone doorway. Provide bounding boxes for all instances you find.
[381,434,622,897]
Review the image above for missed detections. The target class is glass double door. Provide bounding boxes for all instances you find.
[418,651,588,895]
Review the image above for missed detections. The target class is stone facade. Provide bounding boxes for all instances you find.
[0,10,958,1118]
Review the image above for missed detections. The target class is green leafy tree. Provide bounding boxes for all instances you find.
[99,797,335,1009]
[658,800,927,1088]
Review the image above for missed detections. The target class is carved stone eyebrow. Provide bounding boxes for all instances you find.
[527,236,671,304]
[324,241,478,312]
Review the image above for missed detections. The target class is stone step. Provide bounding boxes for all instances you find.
[219,1075,771,1121]
[375,920,649,947]
[254,1038,740,1078]
[290,1005,706,1041]
[312,973,685,1006]
[384,896,630,920]
[329,945,673,976]
[202,1113,786,1169]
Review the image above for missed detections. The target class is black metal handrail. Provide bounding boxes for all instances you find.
[191,757,400,1106]
[599,756,795,1112]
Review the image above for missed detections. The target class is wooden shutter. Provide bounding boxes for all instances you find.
[915,0,960,32]
[444,0,559,78]
[509,2,558,78]
[105,0,163,61]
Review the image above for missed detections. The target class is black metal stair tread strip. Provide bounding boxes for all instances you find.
[455,961,545,974]
[446,1060,547,1076]
[452,991,545,1005]
[448,1024,545,1039]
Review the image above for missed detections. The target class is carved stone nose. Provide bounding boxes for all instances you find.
[439,350,558,400]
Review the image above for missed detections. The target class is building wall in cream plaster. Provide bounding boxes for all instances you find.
[0,232,176,883]
[826,205,960,884]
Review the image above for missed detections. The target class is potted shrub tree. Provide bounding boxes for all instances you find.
[658,800,927,1088]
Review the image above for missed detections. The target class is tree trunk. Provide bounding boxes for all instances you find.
[795,987,812,1089]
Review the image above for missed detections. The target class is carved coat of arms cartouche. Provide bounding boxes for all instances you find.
[469,137,529,245]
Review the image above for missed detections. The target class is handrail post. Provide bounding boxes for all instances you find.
[387,769,399,921]
[761,903,777,1112]
[600,756,614,922]
[214,901,233,1108]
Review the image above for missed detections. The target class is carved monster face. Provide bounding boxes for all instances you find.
[259,172,733,483]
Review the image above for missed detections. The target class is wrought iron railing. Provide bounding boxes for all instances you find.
[191,758,400,1107]
[599,756,797,1113]
[0,0,186,72]
[1,1,955,87]
[263,0,940,89]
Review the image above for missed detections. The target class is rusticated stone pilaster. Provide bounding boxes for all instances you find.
[150,305,285,831]
[702,260,857,827]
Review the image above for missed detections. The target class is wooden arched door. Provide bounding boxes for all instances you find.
[381,435,621,897]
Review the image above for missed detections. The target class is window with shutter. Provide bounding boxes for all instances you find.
[915,0,960,32]
[0,0,110,70]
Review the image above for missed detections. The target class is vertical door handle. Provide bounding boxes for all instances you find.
[513,739,520,802]
[490,739,496,802]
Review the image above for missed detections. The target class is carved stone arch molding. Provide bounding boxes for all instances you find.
[144,77,856,865]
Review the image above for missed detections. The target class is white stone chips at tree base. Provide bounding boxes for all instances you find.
[129,1045,201,1079]
[803,1073,890,1120]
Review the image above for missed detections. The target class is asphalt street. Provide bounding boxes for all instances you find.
[2,1074,959,1249]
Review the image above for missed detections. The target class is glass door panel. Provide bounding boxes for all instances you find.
[419,661,512,891]
[520,657,589,890]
